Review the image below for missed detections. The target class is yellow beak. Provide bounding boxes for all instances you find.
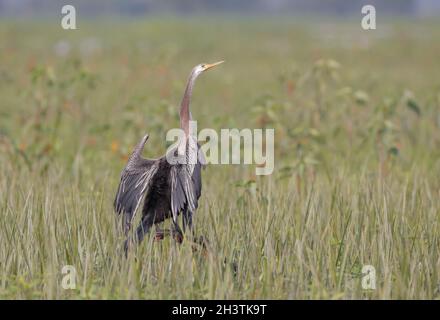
[203,60,224,71]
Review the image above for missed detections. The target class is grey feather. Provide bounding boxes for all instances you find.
[170,139,204,223]
[114,134,158,229]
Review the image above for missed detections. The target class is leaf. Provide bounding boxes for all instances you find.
[388,147,399,156]
[354,90,369,105]
[406,99,421,116]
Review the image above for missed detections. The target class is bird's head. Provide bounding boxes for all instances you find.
[192,61,224,77]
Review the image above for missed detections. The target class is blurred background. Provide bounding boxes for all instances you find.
[1,0,440,17]
[1,0,440,202]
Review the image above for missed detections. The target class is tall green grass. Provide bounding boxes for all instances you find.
[0,18,439,299]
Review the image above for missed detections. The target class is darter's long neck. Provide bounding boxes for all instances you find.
[179,71,197,136]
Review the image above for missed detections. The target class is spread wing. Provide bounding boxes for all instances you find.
[114,134,158,232]
[170,137,205,223]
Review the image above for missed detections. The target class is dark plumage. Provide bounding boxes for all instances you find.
[114,62,223,252]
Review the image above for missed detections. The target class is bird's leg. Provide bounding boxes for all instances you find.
[145,216,195,245]
[135,214,155,244]
[154,226,171,241]
[153,223,183,243]
[182,208,209,252]
[124,214,154,256]
[171,221,184,244]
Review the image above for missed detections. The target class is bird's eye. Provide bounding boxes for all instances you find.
[201,64,205,68]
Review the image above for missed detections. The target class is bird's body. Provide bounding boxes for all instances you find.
[115,136,203,243]
[142,156,174,225]
[114,61,223,252]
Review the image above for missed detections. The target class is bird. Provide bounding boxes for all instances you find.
[114,61,224,253]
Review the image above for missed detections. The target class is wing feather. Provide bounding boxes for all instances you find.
[170,137,204,222]
[114,134,158,230]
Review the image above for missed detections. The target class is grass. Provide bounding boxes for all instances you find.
[0,17,439,299]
